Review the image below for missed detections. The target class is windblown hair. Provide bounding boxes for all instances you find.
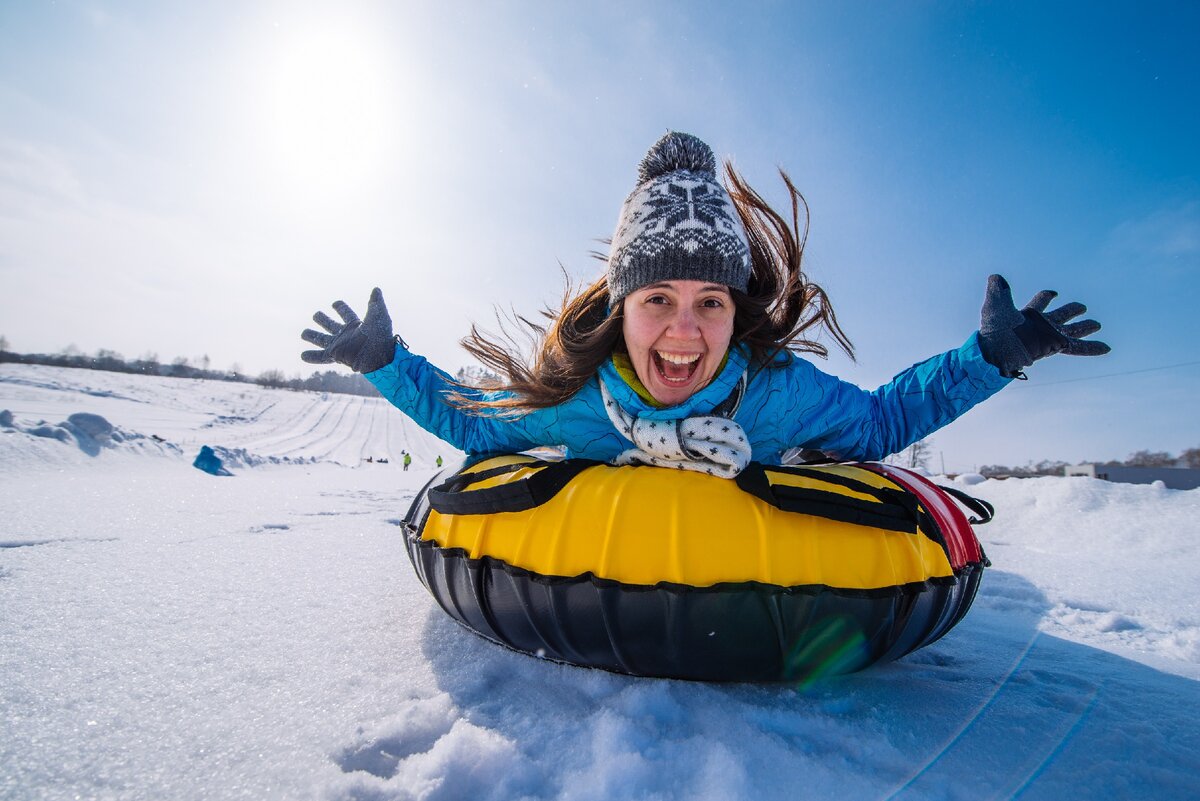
[449,163,854,414]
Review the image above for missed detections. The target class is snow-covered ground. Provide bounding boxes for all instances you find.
[2,363,1198,801]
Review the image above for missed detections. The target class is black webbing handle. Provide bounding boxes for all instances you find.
[427,459,601,516]
[735,464,920,534]
[937,485,995,525]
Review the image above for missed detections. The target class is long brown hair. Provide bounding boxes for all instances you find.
[449,162,854,414]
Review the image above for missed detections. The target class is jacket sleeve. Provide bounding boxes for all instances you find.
[783,333,1011,461]
[363,347,550,455]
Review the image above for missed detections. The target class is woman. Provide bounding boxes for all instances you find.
[300,132,1107,477]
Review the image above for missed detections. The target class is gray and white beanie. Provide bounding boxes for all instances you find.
[607,132,752,303]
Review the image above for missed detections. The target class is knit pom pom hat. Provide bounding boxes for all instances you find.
[607,132,751,303]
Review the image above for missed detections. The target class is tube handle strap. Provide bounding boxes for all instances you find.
[736,464,920,534]
[428,459,601,515]
[936,485,995,525]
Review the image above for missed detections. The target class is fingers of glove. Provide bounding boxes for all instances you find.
[1064,338,1111,356]
[368,286,385,310]
[1044,301,1087,326]
[1060,319,1101,339]
[312,310,343,335]
[300,349,335,364]
[364,287,392,329]
[980,274,1025,331]
[1023,290,1058,313]
[301,328,334,348]
[332,300,361,327]
[985,274,1014,303]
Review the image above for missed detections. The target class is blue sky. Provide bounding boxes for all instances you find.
[1,1,1197,471]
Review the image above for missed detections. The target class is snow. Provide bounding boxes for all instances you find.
[2,363,1198,801]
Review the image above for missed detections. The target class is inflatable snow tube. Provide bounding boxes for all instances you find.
[401,455,991,682]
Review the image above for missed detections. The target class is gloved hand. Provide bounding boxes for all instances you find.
[977,274,1110,378]
[300,287,398,374]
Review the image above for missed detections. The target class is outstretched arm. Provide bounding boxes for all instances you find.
[783,335,1009,461]
[300,288,549,455]
[786,274,1110,461]
[364,347,552,455]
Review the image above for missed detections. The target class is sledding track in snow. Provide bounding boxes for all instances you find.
[0,364,456,469]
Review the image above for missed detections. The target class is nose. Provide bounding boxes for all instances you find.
[665,306,701,339]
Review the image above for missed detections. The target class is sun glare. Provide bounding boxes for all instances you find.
[257,22,398,200]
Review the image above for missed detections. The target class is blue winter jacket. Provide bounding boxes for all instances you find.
[365,334,1010,464]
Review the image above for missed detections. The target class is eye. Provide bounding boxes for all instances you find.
[700,296,726,309]
[645,294,670,305]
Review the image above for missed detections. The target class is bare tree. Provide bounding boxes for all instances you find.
[1124,450,1175,467]
[93,349,124,371]
[1181,447,1200,469]
[1030,459,1068,477]
[0,334,9,351]
[890,439,932,471]
[133,351,160,374]
[455,365,502,387]
[257,369,287,388]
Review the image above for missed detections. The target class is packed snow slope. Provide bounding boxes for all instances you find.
[2,363,1198,801]
[0,363,453,472]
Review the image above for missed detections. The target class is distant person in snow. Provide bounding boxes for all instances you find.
[403,452,411,472]
[436,455,443,468]
[300,132,1108,477]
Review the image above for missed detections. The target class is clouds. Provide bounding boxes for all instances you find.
[0,139,87,215]
[1107,200,1200,269]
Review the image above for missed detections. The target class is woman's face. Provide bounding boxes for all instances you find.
[621,280,735,406]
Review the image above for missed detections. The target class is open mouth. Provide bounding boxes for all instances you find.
[653,351,701,384]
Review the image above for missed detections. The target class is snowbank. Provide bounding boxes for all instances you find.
[2,364,1198,800]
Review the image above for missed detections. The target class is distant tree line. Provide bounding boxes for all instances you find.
[0,341,379,397]
[980,447,1200,477]
[866,434,1200,478]
[977,459,1072,478]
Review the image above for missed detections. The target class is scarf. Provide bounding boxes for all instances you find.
[599,369,751,478]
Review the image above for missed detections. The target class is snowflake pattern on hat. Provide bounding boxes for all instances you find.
[615,176,748,259]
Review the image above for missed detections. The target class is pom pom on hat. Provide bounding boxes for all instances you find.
[608,131,751,302]
[637,132,717,183]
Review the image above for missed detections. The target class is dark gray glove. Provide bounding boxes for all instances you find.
[300,287,398,374]
[977,274,1110,378]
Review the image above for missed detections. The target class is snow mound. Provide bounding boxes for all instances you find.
[1,408,183,463]
[203,444,317,470]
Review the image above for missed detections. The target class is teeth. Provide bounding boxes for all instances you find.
[657,351,700,365]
